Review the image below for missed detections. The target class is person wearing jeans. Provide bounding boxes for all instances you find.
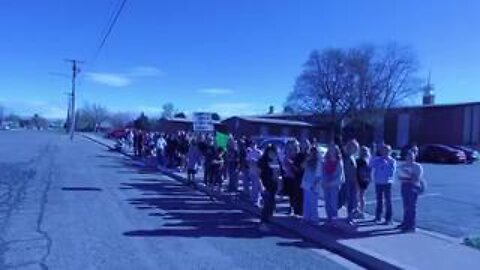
[375,184,392,222]
[301,145,322,224]
[322,144,344,225]
[371,144,396,225]
[397,150,424,232]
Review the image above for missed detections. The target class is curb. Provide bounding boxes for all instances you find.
[82,133,404,270]
[160,170,404,270]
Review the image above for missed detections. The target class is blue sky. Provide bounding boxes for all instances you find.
[1,0,479,118]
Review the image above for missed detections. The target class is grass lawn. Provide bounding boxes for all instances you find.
[465,236,480,250]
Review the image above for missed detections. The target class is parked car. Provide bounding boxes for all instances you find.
[418,144,467,164]
[106,129,127,140]
[449,145,479,163]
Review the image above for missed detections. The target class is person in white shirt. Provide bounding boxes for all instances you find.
[370,144,396,225]
[156,135,167,166]
[397,150,424,232]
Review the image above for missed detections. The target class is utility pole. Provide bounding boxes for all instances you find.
[65,59,83,141]
[65,92,72,132]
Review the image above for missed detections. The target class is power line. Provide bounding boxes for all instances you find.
[76,0,129,87]
[98,0,124,43]
[92,0,128,64]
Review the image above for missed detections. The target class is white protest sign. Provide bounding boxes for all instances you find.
[193,112,214,132]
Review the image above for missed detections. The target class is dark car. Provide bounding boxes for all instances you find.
[106,129,127,140]
[418,144,467,164]
[449,145,479,163]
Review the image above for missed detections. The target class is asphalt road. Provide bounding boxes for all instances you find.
[362,161,480,238]
[0,130,358,270]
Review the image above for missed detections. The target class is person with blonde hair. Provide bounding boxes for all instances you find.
[342,139,360,222]
[322,144,344,224]
[301,145,323,224]
[397,150,424,232]
[356,146,372,218]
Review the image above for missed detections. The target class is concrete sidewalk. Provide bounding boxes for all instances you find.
[81,133,480,270]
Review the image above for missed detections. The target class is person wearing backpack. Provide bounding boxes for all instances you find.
[397,150,424,232]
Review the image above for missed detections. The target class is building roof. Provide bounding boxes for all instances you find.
[390,101,480,111]
[248,112,315,118]
[160,117,222,124]
[225,116,313,127]
[252,101,480,119]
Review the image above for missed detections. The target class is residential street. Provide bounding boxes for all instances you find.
[0,130,358,270]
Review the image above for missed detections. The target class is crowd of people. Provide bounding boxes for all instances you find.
[116,129,425,233]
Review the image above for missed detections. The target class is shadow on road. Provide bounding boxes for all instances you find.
[61,187,103,192]
[122,180,280,239]
[96,150,403,243]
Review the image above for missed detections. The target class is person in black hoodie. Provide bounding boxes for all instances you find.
[258,144,282,232]
[202,137,216,186]
[290,140,309,217]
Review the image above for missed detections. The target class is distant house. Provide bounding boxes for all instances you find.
[222,116,324,140]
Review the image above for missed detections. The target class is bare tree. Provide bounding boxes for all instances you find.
[286,44,422,141]
[31,114,49,130]
[91,104,109,131]
[161,103,176,119]
[108,112,133,130]
[75,103,109,132]
[285,48,357,138]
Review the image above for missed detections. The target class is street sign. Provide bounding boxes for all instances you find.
[193,112,214,132]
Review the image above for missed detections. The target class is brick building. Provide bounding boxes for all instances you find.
[384,102,480,147]
[222,116,323,140]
